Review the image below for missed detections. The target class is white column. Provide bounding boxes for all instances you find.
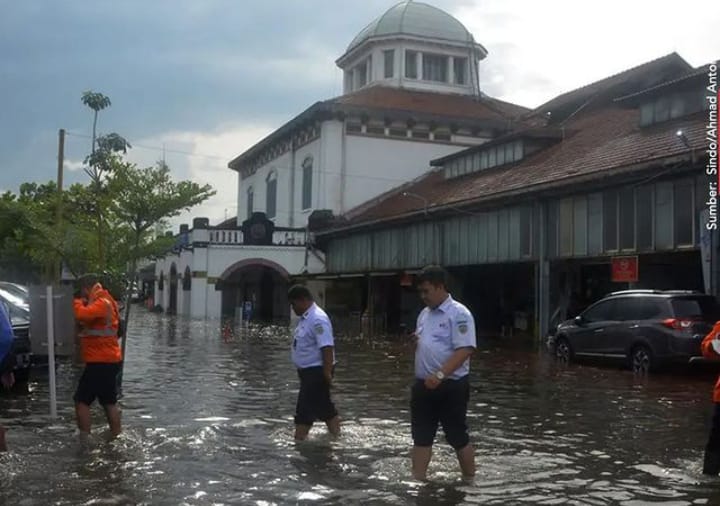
[206,284,222,319]
[190,228,210,318]
[448,56,455,84]
[416,51,423,80]
[154,263,163,309]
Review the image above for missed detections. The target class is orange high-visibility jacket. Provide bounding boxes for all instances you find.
[701,321,720,402]
[73,283,122,364]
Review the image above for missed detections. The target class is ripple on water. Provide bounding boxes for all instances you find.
[1,313,720,504]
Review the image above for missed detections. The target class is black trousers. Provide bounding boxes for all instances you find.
[294,366,337,426]
[410,376,470,450]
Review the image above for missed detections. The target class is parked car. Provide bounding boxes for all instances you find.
[0,289,32,384]
[547,289,720,373]
[0,282,29,302]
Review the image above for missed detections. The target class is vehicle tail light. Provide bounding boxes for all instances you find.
[662,318,695,330]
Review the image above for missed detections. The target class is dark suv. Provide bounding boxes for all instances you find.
[547,290,720,373]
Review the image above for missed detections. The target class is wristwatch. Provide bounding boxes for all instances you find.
[434,370,445,381]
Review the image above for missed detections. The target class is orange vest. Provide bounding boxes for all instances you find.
[701,322,720,403]
[73,284,122,364]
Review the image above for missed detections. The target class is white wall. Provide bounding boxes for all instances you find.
[292,137,323,227]
[342,40,479,96]
[237,138,321,228]
[236,151,292,227]
[319,120,344,214]
[342,135,465,212]
[235,119,473,222]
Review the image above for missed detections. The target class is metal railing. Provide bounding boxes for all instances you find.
[207,228,307,246]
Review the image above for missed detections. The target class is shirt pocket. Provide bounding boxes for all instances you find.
[431,321,452,341]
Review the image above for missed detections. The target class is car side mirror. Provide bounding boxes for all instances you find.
[574,315,584,326]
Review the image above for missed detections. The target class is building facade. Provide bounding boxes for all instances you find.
[316,54,716,339]
[152,1,526,320]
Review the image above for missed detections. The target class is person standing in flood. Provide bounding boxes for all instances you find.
[288,285,340,441]
[73,275,123,438]
[700,321,720,475]
[411,265,477,481]
[0,301,16,451]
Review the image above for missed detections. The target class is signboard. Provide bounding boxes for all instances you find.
[611,256,639,283]
[29,284,76,358]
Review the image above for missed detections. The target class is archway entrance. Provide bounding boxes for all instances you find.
[218,259,290,324]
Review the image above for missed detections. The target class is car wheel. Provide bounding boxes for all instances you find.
[555,337,572,363]
[631,345,653,374]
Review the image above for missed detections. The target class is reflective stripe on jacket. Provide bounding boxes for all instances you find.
[701,321,720,403]
[73,284,122,364]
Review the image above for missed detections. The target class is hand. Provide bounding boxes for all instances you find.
[1,372,15,390]
[424,374,441,390]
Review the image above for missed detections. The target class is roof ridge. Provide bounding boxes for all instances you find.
[531,52,690,115]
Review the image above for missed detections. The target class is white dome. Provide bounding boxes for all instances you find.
[346,1,482,54]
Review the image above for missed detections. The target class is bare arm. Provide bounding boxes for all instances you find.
[321,346,334,384]
[440,346,475,376]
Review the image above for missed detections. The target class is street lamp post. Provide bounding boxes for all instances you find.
[54,128,65,283]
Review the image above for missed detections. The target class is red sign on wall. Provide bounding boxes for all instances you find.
[611,256,639,283]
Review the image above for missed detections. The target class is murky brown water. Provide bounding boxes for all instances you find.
[1,310,720,505]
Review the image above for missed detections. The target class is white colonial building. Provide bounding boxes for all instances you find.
[153,1,527,321]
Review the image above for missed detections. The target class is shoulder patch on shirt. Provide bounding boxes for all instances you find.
[458,322,469,334]
[314,323,324,335]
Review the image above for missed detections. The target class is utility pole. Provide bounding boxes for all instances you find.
[54,128,65,283]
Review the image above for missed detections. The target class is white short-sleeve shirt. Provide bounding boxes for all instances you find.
[415,295,477,380]
[291,302,335,369]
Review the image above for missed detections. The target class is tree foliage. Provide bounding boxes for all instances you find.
[0,92,215,285]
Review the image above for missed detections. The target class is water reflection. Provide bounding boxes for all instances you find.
[1,311,720,504]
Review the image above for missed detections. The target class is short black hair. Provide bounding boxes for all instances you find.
[288,284,313,301]
[417,265,448,288]
[77,273,100,290]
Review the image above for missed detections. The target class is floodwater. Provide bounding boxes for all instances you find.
[2,311,720,505]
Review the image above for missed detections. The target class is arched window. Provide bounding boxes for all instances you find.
[302,157,313,210]
[246,186,254,219]
[266,171,277,219]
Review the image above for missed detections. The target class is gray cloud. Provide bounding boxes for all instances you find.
[0,0,715,200]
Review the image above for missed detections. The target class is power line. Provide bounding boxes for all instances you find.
[64,131,227,161]
[64,130,417,185]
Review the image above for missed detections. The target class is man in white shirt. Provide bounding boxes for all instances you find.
[288,285,340,441]
[411,265,477,480]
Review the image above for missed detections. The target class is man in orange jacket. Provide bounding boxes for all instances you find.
[73,275,122,437]
[701,321,720,474]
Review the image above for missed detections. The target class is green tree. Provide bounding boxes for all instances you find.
[106,160,214,380]
[81,91,111,155]
[81,91,131,269]
[109,161,215,272]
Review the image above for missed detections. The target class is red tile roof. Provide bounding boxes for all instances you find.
[229,86,529,170]
[335,85,530,122]
[529,52,692,119]
[338,106,707,228]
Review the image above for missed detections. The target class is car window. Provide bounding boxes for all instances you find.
[671,297,720,320]
[614,297,669,321]
[582,300,615,323]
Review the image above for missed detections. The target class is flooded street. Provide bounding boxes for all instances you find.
[2,311,720,505]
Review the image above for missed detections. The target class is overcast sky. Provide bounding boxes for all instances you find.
[1,0,718,227]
